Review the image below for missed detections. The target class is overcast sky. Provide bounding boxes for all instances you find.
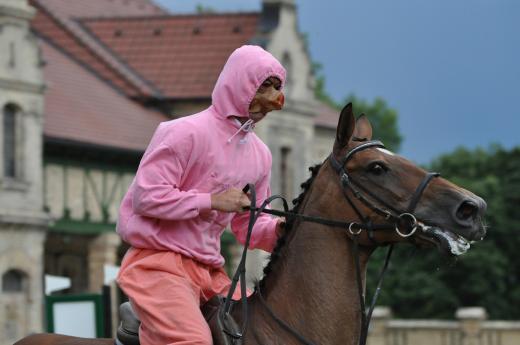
[155,0,520,163]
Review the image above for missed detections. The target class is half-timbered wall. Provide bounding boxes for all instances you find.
[43,159,133,292]
[44,162,134,228]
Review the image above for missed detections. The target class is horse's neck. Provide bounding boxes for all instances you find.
[247,185,373,344]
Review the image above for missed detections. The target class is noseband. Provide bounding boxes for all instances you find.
[221,140,439,345]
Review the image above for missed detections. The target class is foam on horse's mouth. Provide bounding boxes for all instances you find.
[418,223,470,256]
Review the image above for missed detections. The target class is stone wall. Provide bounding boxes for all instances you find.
[0,0,48,342]
[368,307,520,345]
[0,224,46,345]
[313,126,336,163]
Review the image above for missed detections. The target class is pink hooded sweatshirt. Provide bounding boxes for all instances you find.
[117,45,287,267]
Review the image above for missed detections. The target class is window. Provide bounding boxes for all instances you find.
[2,269,27,293]
[9,42,16,68]
[280,146,294,198]
[3,104,18,178]
[282,52,293,96]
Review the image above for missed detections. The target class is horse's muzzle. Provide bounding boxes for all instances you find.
[452,196,487,240]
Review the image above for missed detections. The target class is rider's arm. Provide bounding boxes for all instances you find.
[131,128,212,221]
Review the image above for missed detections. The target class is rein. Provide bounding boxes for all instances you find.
[221,140,439,345]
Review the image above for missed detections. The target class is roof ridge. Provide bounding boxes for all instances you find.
[37,33,136,100]
[40,39,169,152]
[32,0,162,99]
[81,11,261,22]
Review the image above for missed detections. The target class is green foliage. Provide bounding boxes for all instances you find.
[313,62,339,110]
[313,65,402,152]
[344,94,402,152]
[367,145,520,319]
[196,4,215,13]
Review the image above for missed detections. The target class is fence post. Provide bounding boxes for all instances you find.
[368,307,392,345]
[456,307,487,345]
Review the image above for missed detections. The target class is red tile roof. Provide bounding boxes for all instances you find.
[31,0,334,150]
[82,13,260,98]
[315,103,339,129]
[41,39,168,151]
[31,0,166,98]
[33,0,165,18]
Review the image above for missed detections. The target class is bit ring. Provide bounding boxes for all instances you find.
[395,213,418,238]
[349,223,363,235]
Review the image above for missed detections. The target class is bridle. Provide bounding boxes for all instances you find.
[329,140,440,242]
[221,140,439,345]
[328,140,439,345]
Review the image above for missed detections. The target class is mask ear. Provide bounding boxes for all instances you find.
[352,114,373,141]
[333,103,356,155]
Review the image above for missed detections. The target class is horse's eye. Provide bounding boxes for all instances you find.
[368,163,386,175]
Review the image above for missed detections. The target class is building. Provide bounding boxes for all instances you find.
[0,0,338,341]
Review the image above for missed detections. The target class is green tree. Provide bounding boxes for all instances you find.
[313,65,402,152]
[313,62,339,110]
[367,145,520,319]
[196,4,215,13]
[344,94,402,152]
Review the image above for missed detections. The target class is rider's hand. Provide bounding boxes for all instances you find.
[211,188,251,213]
[275,218,286,237]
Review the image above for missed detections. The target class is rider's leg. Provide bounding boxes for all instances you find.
[118,248,213,345]
[205,266,244,301]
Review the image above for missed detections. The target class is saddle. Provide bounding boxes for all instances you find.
[116,296,243,345]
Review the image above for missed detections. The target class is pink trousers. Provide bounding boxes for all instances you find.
[117,248,241,345]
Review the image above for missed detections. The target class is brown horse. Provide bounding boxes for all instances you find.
[16,103,486,345]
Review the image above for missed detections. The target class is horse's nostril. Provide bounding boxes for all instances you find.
[456,201,478,221]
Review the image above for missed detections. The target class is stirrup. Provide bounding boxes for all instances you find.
[116,302,140,345]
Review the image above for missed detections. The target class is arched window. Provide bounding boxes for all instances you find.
[282,52,293,96]
[280,146,294,198]
[2,269,27,293]
[3,104,18,178]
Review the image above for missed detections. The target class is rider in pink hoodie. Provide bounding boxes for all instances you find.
[117,45,286,345]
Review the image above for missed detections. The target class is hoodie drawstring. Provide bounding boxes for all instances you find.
[227,119,255,144]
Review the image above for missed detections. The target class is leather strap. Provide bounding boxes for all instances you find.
[407,172,440,212]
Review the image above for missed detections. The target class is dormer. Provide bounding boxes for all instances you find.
[257,0,316,102]
[0,0,43,85]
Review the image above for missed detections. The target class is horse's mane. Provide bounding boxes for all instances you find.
[257,163,323,291]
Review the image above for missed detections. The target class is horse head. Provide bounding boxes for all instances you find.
[319,102,487,255]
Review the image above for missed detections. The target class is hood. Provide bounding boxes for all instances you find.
[211,45,286,120]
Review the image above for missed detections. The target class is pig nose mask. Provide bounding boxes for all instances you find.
[249,77,285,115]
[227,77,285,144]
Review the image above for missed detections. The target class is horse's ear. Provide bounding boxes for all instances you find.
[353,114,373,141]
[334,103,356,153]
